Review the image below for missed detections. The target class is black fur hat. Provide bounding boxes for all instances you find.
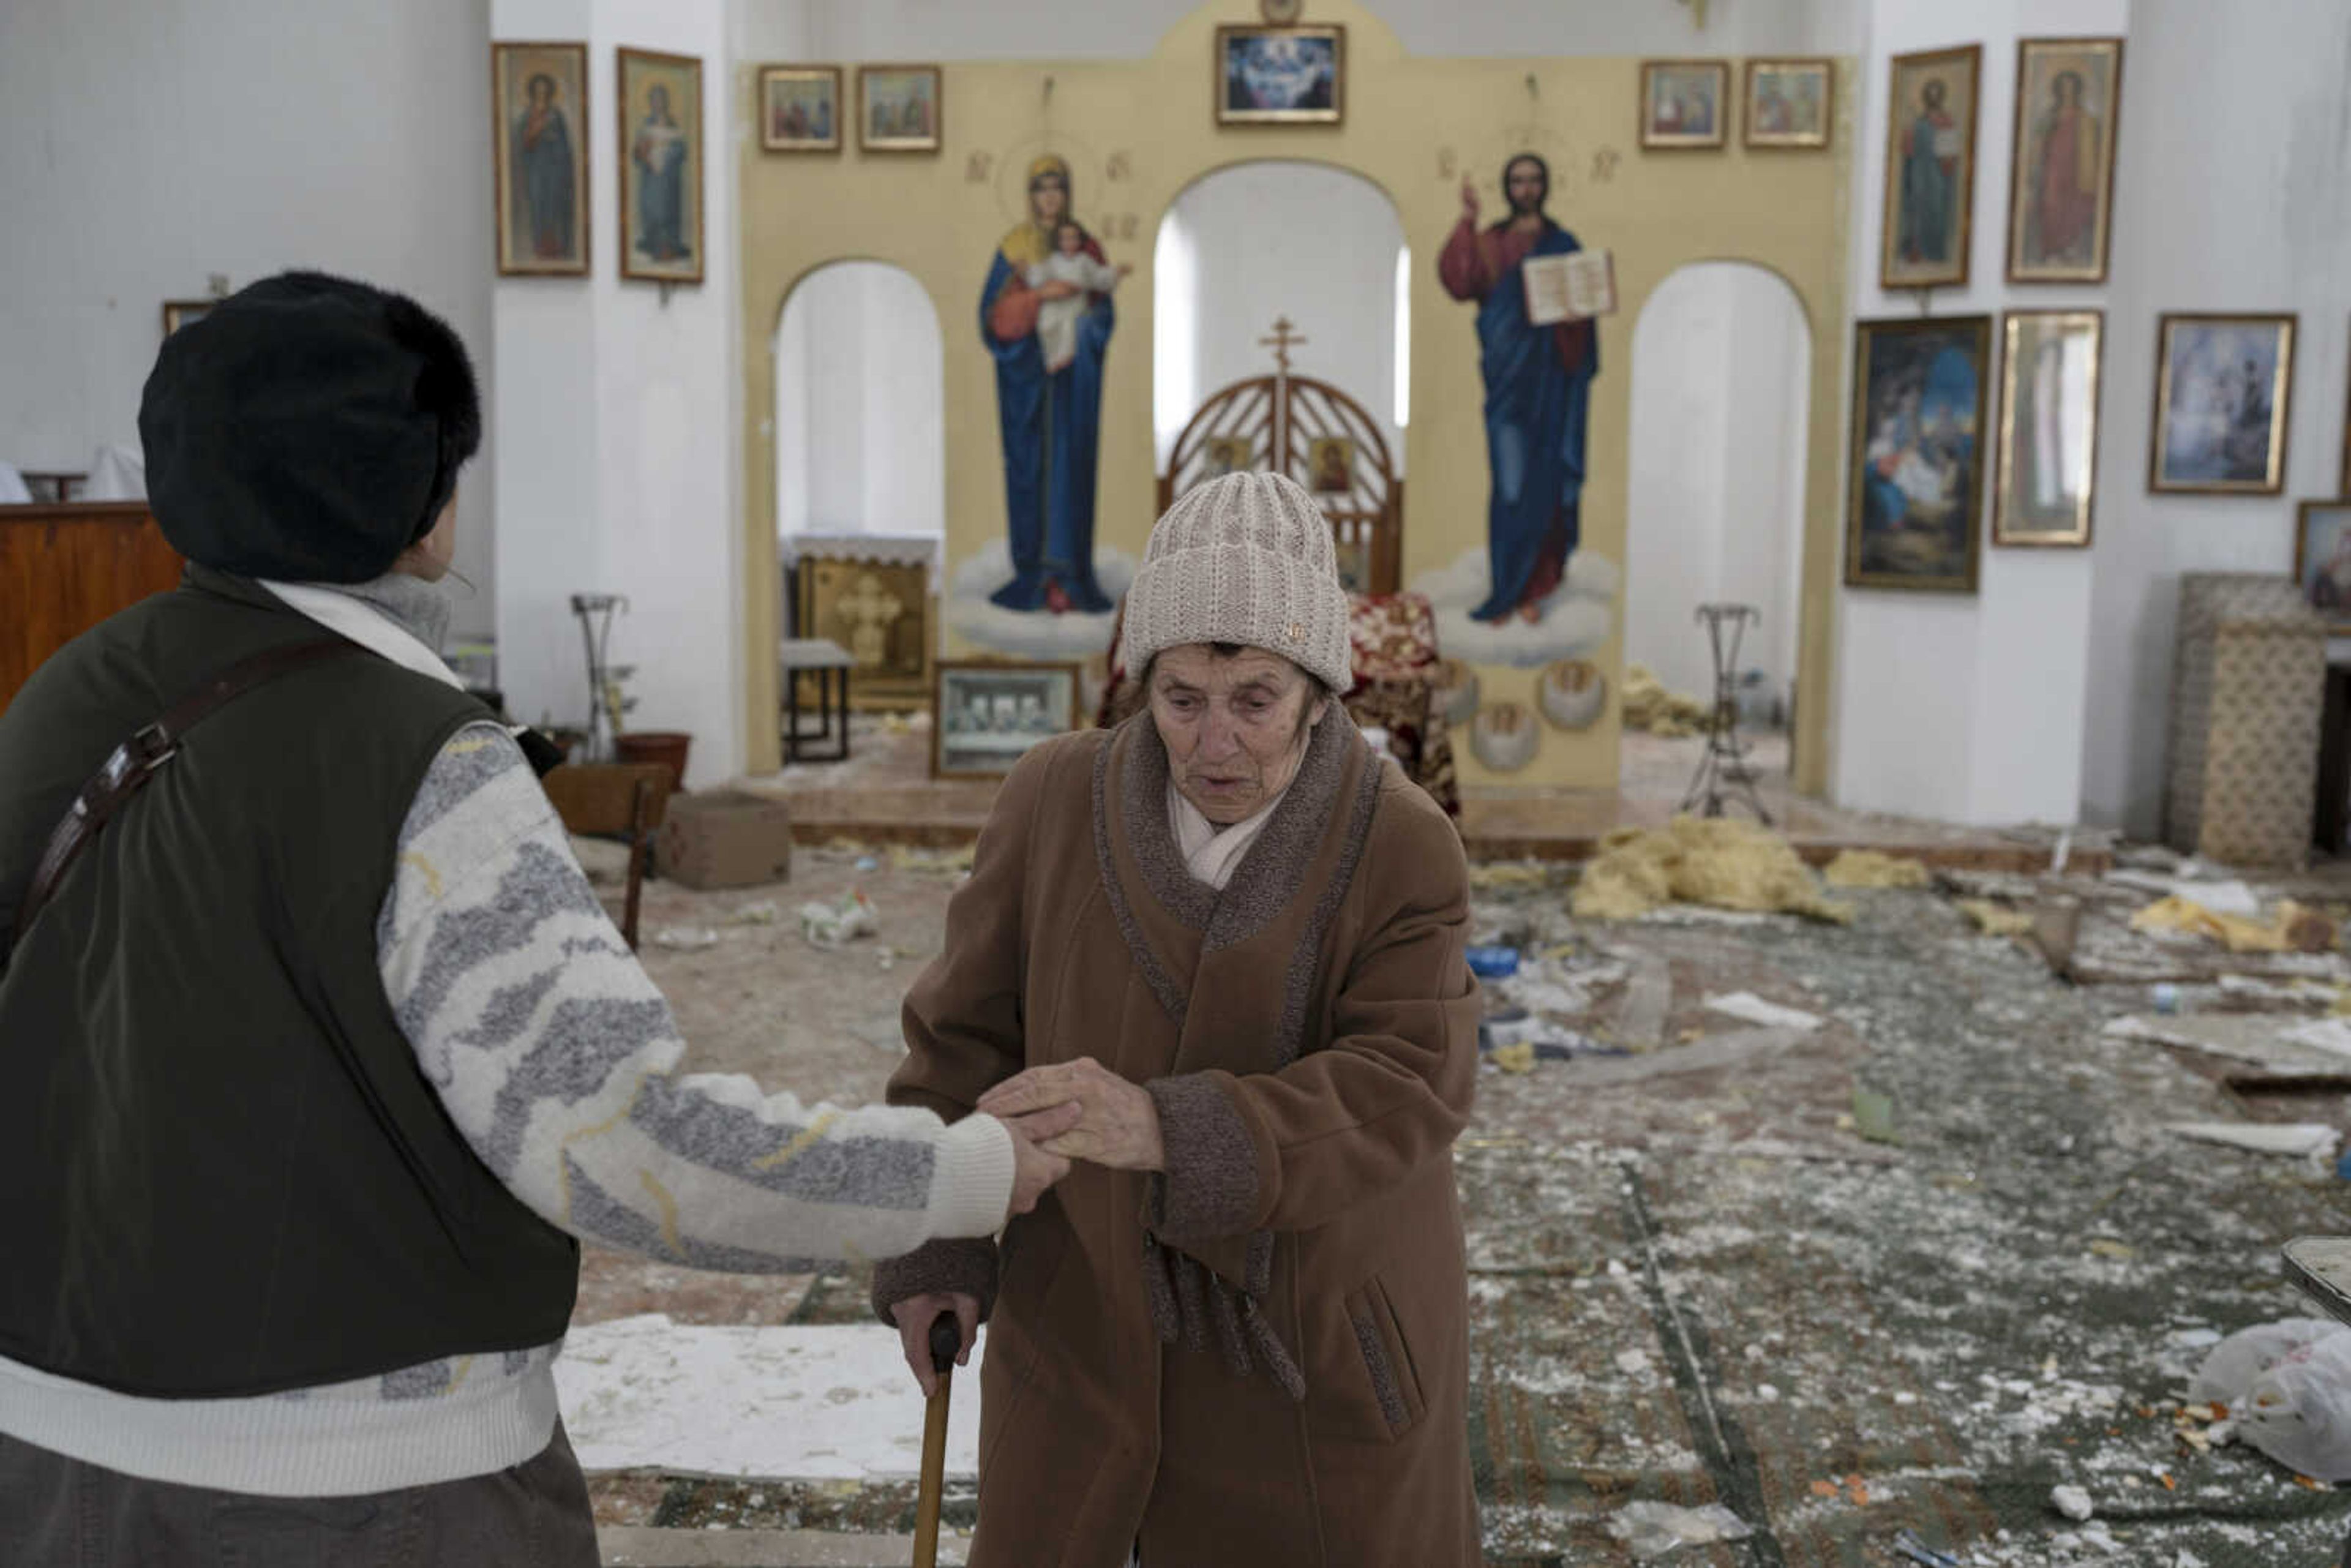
[138,271,481,583]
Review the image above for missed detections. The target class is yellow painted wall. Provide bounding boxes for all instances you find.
[738,0,1851,794]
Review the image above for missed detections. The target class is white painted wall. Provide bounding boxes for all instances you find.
[1153,162,1404,471]
[1829,0,2125,827]
[774,263,946,540]
[2079,0,2351,836]
[0,0,499,636]
[1624,263,1810,706]
[492,0,742,786]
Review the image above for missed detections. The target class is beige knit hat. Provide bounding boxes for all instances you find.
[1119,471,1354,692]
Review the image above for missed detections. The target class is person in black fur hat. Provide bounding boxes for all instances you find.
[0,272,1071,1566]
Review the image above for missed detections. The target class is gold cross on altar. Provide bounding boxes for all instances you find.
[1259,317,1308,373]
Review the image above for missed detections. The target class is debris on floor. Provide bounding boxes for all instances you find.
[1704,991,1822,1032]
[2191,1320,2351,1481]
[1955,898,2036,937]
[798,890,879,949]
[2129,893,2338,954]
[2165,1120,2338,1159]
[1570,816,1851,925]
[650,925,721,950]
[1822,849,1931,889]
[1619,664,1710,738]
[1605,1499,1752,1558]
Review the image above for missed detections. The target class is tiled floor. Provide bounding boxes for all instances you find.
[741,716,2085,869]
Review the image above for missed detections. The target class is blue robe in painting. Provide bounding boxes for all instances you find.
[1460,222,1598,622]
[980,237,1114,613]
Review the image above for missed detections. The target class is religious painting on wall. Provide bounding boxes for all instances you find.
[795,557,930,710]
[1845,315,1992,593]
[617,48,702,284]
[1412,150,1623,672]
[1742,59,1832,149]
[2294,501,2351,634]
[2150,313,2295,494]
[491,42,589,277]
[1201,435,1254,479]
[760,65,841,153]
[933,662,1079,779]
[858,66,940,152]
[966,154,1121,629]
[1639,60,1728,149]
[1880,45,1981,291]
[2006,38,2123,284]
[1216,24,1344,126]
[1993,310,2102,548]
[1308,436,1354,493]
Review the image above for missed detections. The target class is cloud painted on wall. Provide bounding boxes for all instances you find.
[947,539,1137,659]
[1411,547,1619,668]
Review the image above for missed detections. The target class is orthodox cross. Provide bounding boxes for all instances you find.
[834,571,905,666]
[1261,317,1308,471]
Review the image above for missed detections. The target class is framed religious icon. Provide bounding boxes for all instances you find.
[1639,60,1728,149]
[490,42,590,277]
[1742,58,1833,149]
[1307,435,1355,493]
[1880,44,1982,291]
[1845,315,1994,593]
[1993,310,2103,547]
[760,65,841,153]
[2149,313,2295,495]
[1216,24,1344,126]
[795,557,931,710]
[2295,501,2351,634]
[933,661,1081,779]
[617,48,703,284]
[160,299,215,336]
[857,65,941,152]
[2006,38,2124,284]
[1201,435,1255,479]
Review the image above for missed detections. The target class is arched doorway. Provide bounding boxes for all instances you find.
[773,261,944,708]
[1152,160,1408,586]
[1621,262,1812,788]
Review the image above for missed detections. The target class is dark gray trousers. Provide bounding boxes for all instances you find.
[0,1421,601,1567]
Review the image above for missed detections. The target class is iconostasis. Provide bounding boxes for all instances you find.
[734,0,1853,788]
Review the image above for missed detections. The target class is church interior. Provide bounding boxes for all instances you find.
[11,0,2351,1562]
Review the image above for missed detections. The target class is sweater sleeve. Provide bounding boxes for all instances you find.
[377,723,1013,1272]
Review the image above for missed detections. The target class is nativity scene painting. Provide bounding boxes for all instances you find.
[1413,152,1620,669]
[1845,314,1991,593]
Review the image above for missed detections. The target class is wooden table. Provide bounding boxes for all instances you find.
[779,637,853,762]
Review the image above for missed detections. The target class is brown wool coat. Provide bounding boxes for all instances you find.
[872,711,1484,1568]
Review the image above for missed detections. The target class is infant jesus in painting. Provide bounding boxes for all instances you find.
[1024,219,1130,373]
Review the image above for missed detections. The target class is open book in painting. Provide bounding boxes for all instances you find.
[1521,249,1618,326]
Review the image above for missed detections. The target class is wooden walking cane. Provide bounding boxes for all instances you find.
[912,1311,961,1568]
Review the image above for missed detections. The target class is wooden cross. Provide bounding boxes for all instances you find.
[1259,317,1308,373]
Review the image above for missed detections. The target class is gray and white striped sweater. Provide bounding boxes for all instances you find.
[0,576,1011,1496]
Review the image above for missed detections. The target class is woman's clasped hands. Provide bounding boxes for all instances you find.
[979,1057,1164,1172]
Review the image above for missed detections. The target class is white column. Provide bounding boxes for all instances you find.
[491,0,741,785]
[1830,0,2124,827]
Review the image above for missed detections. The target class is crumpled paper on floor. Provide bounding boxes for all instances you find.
[2129,895,2336,955]
[1572,816,1850,925]
[799,890,879,949]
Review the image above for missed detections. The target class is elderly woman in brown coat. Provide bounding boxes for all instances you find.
[874,472,1483,1566]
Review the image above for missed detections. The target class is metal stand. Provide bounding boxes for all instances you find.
[570,593,632,763]
[1679,602,1772,824]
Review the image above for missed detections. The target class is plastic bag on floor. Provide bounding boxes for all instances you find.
[2191,1318,2351,1480]
[798,890,878,950]
[1607,1500,1752,1558]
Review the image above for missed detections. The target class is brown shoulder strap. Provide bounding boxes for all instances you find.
[6,638,368,955]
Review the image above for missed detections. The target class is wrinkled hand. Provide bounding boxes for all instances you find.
[889,1291,977,1398]
[977,1057,1164,1172]
[1460,174,1480,223]
[1002,1102,1078,1220]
